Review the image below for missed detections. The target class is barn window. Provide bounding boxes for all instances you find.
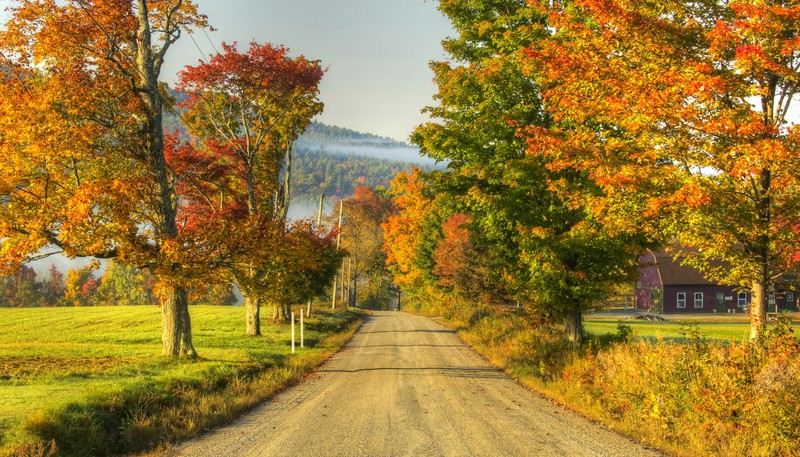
[677,292,686,308]
[738,292,747,307]
[694,292,704,308]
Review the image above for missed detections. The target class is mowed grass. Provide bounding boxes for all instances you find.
[585,312,800,342]
[0,305,363,456]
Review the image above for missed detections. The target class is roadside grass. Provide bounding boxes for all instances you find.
[0,305,363,457]
[585,314,800,343]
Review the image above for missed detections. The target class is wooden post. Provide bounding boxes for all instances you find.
[331,276,337,310]
[300,308,304,348]
[291,311,295,354]
[346,257,352,308]
[317,193,325,227]
[336,200,343,249]
[331,200,344,310]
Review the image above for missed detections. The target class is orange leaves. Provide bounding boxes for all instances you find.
[382,169,430,285]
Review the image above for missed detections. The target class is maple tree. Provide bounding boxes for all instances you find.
[0,0,208,356]
[382,169,432,290]
[64,265,98,307]
[432,213,491,297]
[261,220,342,319]
[172,40,325,333]
[525,0,800,339]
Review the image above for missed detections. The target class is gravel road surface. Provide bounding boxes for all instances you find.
[172,311,660,457]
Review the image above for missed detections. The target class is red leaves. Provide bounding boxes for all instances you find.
[177,41,324,109]
[433,213,473,288]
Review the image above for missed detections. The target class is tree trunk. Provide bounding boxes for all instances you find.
[750,279,768,340]
[244,293,261,336]
[272,301,289,322]
[276,144,292,223]
[750,168,771,340]
[352,276,358,309]
[136,0,195,358]
[161,286,196,358]
[563,306,583,346]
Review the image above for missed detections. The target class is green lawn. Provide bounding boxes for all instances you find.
[0,305,362,455]
[585,313,800,342]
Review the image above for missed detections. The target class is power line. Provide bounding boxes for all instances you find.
[188,32,209,64]
[203,27,220,55]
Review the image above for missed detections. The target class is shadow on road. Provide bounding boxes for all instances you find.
[357,329,455,334]
[317,366,506,379]
[355,344,463,348]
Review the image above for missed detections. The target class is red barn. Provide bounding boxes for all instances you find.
[633,249,797,314]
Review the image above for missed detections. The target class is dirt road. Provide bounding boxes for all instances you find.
[173,311,659,457]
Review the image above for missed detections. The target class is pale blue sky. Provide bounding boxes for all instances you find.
[163,0,454,142]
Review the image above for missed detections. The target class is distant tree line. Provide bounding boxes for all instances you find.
[291,147,419,203]
[0,262,236,308]
[297,121,409,148]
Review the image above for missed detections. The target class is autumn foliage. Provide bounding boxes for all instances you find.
[523,0,800,339]
[0,1,336,352]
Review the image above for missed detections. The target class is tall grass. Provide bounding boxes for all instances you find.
[0,306,363,457]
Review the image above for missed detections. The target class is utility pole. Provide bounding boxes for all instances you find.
[331,200,344,310]
[346,257,352,308]
[316,192,324,227]
[307,192,324,318]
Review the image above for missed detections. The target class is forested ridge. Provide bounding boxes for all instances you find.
[296,121,410,148]
[291,147,421,205]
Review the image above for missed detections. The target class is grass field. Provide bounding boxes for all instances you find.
[0,305,363,456]
[584,311,800,342]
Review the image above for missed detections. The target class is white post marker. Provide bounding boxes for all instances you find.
[291,311,296,354]
[300,308,305,348]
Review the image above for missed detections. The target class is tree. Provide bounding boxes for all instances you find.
[0,265,43,308]
[433,213,492,296]
[173,41,324,334]
[382,169,433,290]
[0,0,209,356]
[525,0,800,340]
[65,265,98,307]
[407,0,650,343]
[97,260,155,306]
[263,220,343,319]
[43,264,66,307]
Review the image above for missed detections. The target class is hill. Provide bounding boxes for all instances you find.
[297,121,409,148]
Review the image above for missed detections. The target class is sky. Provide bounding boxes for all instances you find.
[161,0,455,143]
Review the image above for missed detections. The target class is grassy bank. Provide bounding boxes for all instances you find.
[0,305,363,457]
[408,303,800,456]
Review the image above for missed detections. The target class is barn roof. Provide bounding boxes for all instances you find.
[650,249,716,286]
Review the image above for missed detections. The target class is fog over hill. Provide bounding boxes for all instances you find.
[296,121,440,166]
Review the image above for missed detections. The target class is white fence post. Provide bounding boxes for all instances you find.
[300,308,305,348]
[291,311,295,354]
